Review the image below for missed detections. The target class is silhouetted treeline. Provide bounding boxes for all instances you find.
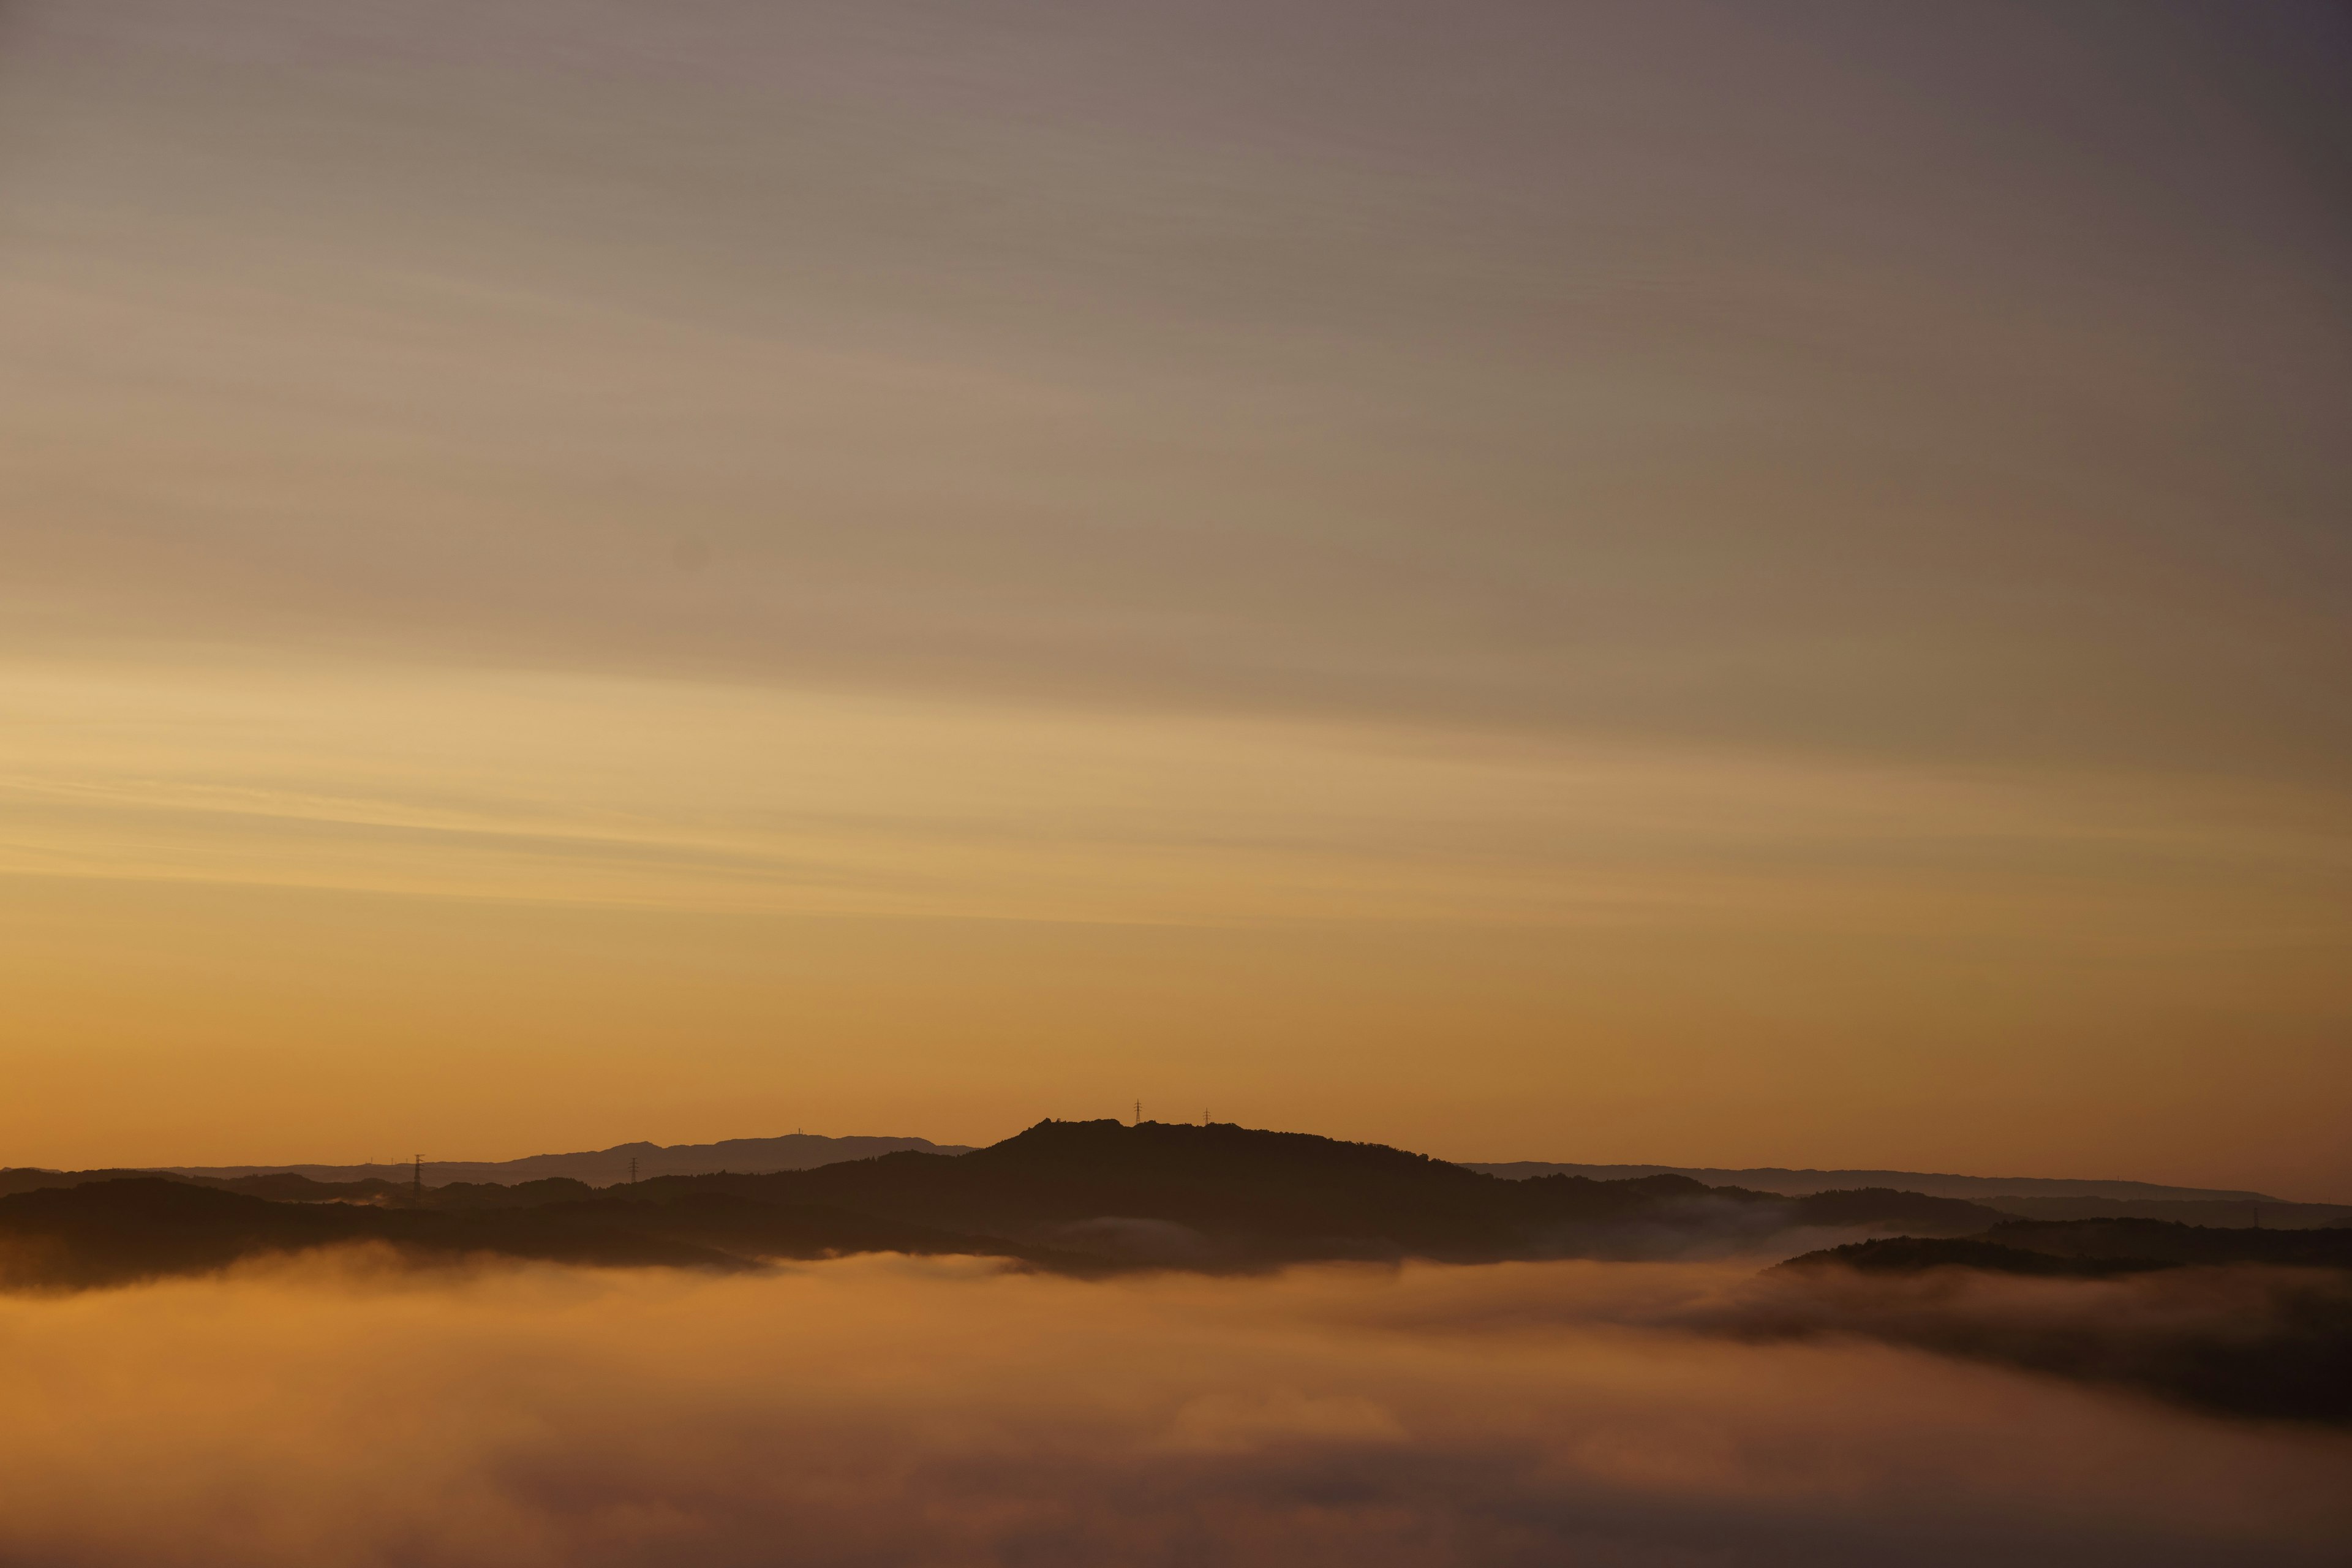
[1782,1218,2352,1276]
[10,1122,2349,1425]
[0,1179,745,1290]
[1985,1195,2352,1230]
[608,1119,2017,1266]
[2,1120,2010,1288]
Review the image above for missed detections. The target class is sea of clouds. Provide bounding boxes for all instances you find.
[0,1251,2345,1566]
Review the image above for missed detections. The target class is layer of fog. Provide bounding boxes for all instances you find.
[0,1251,2343,1566]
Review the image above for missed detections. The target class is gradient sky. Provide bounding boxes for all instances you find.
[2,1,2347,1194]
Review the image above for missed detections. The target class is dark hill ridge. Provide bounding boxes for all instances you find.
[1763,1219,2352,1426]
[1981,1194,2352,1229]
[2,1167,194,1200]
[0,1178,1093,1292]
[158,1132,973,1188]
[1,1166,595,1208]
[1469,1162,2285,1205]
[15,1126,2345,1428]
[627,1119,2010,1265]
[0,1179,745,1291]
[1,1119,2008,1287]
[1782,1217,2352,1278]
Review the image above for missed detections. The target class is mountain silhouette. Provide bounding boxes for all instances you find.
[13,1121,2343,1427]
[1,1118,2010,1287]
[17,1119,2339,1292]
[1765,1219,2352,1425]
[0,1179,745,1291]
[614,1118,2018,1265]
[157,1132,974,1188]
[1781,1217,2352,1276]
[1469,1162,2288,1205]
[0,1178,1109,1292]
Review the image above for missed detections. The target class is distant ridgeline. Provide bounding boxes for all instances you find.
[2,1119,2025,1290]
[2,1118,2340,1282]
[1469,1163,2352,1230]
[156,1133,976,1188]
[5,1118,2346,1422]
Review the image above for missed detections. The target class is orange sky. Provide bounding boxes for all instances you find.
[2,1,2347,1195]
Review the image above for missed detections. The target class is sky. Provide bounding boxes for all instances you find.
[2,1,2348,1194]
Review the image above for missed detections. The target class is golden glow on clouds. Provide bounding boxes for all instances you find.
[0,1254,2346,1566]
[4,1260,2352,1568]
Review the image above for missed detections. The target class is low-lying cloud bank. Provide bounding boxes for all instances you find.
[1,1253,2346,1565]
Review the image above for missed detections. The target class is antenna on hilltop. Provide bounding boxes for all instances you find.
[1134,1099,1142,1126]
